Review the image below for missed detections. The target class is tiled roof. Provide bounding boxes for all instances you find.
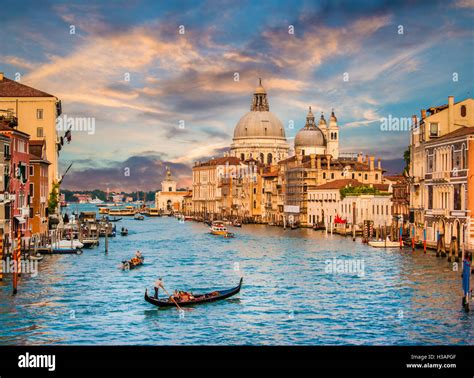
[314,179,363,190]
[373,183,390,191]
[195,156,242,167]
[0,76,55,97]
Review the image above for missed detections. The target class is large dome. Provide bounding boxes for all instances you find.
[233,111,286,139]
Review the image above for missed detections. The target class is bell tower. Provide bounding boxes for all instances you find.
[327,109,339,159]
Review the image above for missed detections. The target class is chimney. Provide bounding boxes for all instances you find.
[310,154,316,169]
[411,115,418,129]
[357,152,363,163]
[421,109,426,120]
[377,158,381,170]
[369,156,375,171]
[317,156,321,169]
[0,72,3,81]
[448,96,454,133]
[365,154,369,164]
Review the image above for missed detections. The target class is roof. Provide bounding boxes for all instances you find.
[373,183,390,191]
[195,156,243,167]
[0,76,55,97]
[314,179,363,190]
[29,153,51,165]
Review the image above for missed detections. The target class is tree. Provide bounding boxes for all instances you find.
[48,180,60,214]
[403,147,411,176]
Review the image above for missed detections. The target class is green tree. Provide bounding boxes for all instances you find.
[403,147,411,175]
[48,180,60,214]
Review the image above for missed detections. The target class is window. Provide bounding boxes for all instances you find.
[302,149,305,156]
[375,174,378,180]
[36,127,44,138]
[454,184,462,210]
[253,188,256,194]
[168,187,172,192]
[253,200,256,209]
[430,123,439,137]
[323,172,326,179]
[30,165,34,176]
[29,183,34,196]
[364,174,368,180]
[461,105,467,117]
[428,186,433,209]
[36,109,43,119]
[267,153,273,165]
[331,173,334,179]
[4,144,9,158]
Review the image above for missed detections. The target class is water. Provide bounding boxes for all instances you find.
[0,205,473,345]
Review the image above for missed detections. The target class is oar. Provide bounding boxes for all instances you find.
[160,286,183,312]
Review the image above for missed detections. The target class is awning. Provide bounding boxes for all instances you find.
[14,216,26,224]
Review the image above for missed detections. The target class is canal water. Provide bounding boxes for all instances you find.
[0,206,473,345]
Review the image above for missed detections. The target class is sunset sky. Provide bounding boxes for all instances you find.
[0,0,473,191]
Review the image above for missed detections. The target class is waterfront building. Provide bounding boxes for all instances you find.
[0,133,11,241]
[29,140,50,236]
[0,73,61,192]
[307,179,363,226]
[192,156,256,219]
[230,79,289,164]
[384,175,409,222]
[409,96,474,250]
[182,192,193,216]
[340,194,393,228]
[155,168,190,213]
[0,118,31,237]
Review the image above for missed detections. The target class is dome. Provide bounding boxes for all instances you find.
[233,111,286,139]
[295,125,326,148]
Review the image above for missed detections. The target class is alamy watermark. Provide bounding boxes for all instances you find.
[324,258,365,277]
[2,257,38,277]
[380,115,412,132]
[56,114,95,135]
[216,162,258,179]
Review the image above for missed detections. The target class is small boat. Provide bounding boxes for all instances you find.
[82,239,99,248]
[107,217,122,222]
[209,222,235,237]
[27,253,43,261]
[144,277,243,308]
[134,214,145,220]
[368,240,403,248]
[47,240,84,249]
[89,198,104,204]
[98,207,110,214]
[122,256,144,270]
[232,221,242,227]
[120,228,129,236]
[147,208,161,217]
[184,216,194,221]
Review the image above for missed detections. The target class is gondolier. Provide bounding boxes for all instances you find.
[462,253,471,312]
[154,277,164,299]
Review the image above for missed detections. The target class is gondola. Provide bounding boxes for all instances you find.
[144,277,243,308]
[108,217,123,222]
[122,257,144,270]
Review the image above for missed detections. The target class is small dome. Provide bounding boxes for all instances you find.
[295,127,326,148]
[234,111,286,139]
[319,113,327,126]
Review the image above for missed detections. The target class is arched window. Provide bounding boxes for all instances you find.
[253,200,256,209]
[461,105,467,117]
[323,172,326,179]
[302,149,305,156]
[240,153,245,161]
[260,153,264,163]
[264,127,267,136]
[267,153,273,164]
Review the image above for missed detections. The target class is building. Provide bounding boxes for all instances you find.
[0,133,11,241]
[29,140,50,236]
[384,175,409,222]
[155,168,190,213]
[340,194,393,228]
[0,72,61,192]
[409,96,474,251]
[0,118,31,237]
[230,79,289,164]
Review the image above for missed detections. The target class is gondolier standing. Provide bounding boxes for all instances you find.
[154,277,164,299]
[462,253,471,312]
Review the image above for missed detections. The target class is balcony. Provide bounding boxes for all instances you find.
[430,208,449,217]
[431,171,450,182]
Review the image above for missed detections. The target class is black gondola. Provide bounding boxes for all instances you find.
[108,217,122,222]
[144,277,243,308]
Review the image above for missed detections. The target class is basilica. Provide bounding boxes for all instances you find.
[191,79,386,226]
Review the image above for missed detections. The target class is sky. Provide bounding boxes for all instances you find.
[0,0,473,191]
